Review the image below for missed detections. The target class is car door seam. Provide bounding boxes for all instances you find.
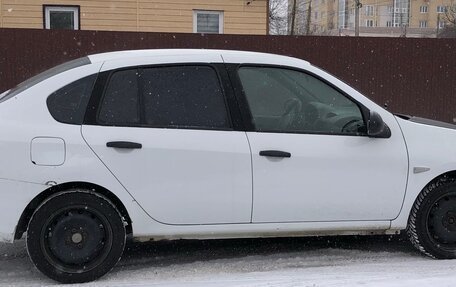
[390,116,411,223]
[244,132,255,223]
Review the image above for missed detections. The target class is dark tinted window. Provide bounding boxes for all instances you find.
[98,66,230,130]
[47,74,97,125]
[98,70,140,125]
[141,66,229,129]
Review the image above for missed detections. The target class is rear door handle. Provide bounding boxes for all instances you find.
[259,150,291,158]
[106,141,142,149]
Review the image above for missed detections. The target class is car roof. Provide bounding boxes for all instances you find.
[87,49,311,67]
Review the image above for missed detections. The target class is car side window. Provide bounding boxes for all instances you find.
[47,74,97,125]
[98,65,230,130]
[141,66,229,129]
[238,67,366,135]
[98,69,140,125]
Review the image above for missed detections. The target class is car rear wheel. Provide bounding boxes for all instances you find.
[408,178,456,259]
[26,190,126,283]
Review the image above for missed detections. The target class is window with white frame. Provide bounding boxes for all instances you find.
[438,21,445,28]
[44,5,79,30]
[193,10,224,34]
[437,6,446,13]
[366,19,374,27]
[419,20,427,28]
[386,20,392,27]
[365,5,374,16]
[420,6,428,13]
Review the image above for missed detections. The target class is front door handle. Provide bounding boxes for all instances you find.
[106,141,142,149]
[259,150,291,158]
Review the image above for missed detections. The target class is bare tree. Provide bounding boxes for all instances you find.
[289,0,297,34]
[287,0,311,35]
[269,0,288,35]
[443,1,456,26]
[439,0,456,37]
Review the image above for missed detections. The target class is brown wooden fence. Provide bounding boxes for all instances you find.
[1,28,455,122]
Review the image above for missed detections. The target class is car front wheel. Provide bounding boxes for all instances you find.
[26,190,126,283]
[408,178,456,259]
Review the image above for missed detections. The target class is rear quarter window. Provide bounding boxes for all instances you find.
[47,74,97,125]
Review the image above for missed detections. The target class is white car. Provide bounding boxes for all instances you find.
[1,49,455,283]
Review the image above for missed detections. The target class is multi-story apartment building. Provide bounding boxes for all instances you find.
[290,0,453,37]
[0,0,268,35]
[409,0,449,31]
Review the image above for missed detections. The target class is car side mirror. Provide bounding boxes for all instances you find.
[367,111,391,138]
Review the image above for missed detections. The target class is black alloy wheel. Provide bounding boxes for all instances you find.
[26,190,126,283]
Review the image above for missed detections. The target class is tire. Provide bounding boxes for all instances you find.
[407,178,456,259]
[26,190,126,283]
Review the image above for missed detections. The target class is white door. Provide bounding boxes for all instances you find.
[82,65,252,225]
[236,66,408,223]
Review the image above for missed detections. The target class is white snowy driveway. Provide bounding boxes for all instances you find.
[1,235,456,286]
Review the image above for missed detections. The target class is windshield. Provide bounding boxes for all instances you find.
[0,56,91,103]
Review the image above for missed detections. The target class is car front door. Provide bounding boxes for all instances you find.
[82,64,252,225]
[233,65,408,223]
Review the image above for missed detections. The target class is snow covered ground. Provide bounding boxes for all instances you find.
[1,235,456,286]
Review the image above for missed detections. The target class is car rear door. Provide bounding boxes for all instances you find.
[82,60,252,225]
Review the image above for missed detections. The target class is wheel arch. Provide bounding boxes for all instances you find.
[404,170,456,224]
[410,170,456,204]
[420,171,456,196]
[15,181,133,240]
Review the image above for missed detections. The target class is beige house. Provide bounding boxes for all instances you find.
[0,0,268,34]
